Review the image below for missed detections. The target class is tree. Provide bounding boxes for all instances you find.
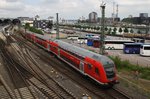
[137,30,141,34]
[108,28,112,35]
[94,26,97,30]
[96,26,100,31]
[0,19,3,24]
[25,23,30,33]
[130,29,134,33]
[113,27,117,32]
[119,27,122,34]
[112,27,117,35]
[3,19,11,24]
[105,27,108,31]
[25,23,30,29]
[137,30,143,37]
[12,19,21,25]
[124,27,129,33]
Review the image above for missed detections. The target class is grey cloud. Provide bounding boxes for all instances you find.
[0,1,25,11]
[5,0,20,2]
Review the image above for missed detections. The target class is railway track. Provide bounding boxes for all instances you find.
[8,35,76,99]
[0,38,39,99]
[14,32,132,99]
[0,73,15,99]
[1,35,76,98]
[24,48,76,98]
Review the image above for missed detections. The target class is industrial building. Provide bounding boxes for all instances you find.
[33,20,53,29]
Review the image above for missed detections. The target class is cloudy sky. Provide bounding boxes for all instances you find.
[0,0,150,20]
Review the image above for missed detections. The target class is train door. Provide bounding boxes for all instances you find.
[79,61,84,74]
[47,43,50,51]
[58,48,60,57]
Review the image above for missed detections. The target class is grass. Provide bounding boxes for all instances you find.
[109,56,150,80]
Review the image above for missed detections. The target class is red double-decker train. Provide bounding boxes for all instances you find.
[24,32,118,86]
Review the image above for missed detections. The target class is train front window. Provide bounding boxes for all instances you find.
[95,68,100,76]
[104,62,114,68]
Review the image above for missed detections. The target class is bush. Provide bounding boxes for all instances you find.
[109,56,150,80]
[29,27,44,35]
[24,23,44,35]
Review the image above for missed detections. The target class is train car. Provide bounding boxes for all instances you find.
[54,40,117,85]
[25,32,35,42]
[25,33,118,86]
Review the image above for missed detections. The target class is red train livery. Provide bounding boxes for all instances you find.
[24,32,118,86]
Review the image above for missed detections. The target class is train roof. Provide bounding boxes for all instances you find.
[54,40,114,67]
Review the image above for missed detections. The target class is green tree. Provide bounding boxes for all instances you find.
[108,28,112,35]
[94,26,97,30]
[112,27,117,35]
[130,29,134,33]
[96,26,100,31]
[78,25,82,30]
[25,23,30,33]
[119,27,122,34]
[124,27,129,33]
[113,27,117,32]
[25,23,30,29]
[137,30,141,34]
[105,27,108,31]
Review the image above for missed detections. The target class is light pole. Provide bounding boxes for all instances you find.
[56,13,59,39]
[100,3,106,55]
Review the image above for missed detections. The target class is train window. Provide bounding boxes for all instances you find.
[95,68,100,75]
[88,64,92,70]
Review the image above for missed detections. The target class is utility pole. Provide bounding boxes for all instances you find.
[56,13,59,39]
[144,21,150,42]
[100,3,106,55]
[112,2,115,25]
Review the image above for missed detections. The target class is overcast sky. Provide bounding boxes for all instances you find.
[0,0,150,20]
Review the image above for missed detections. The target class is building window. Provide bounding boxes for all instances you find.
[95,68,99,75]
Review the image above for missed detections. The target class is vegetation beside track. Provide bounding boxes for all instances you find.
[109,56,150,80]
[24,23,44,35]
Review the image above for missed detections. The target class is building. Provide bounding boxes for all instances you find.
[18,17,33,26]
[122,13,150,25]
[97,17,120,25]
[89,12,98,23]
[139,13,149,25]
[33,20,53,29]
[61,19,78,24]
[140,13,148,18]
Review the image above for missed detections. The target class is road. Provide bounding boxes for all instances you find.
[107,50,150,67]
